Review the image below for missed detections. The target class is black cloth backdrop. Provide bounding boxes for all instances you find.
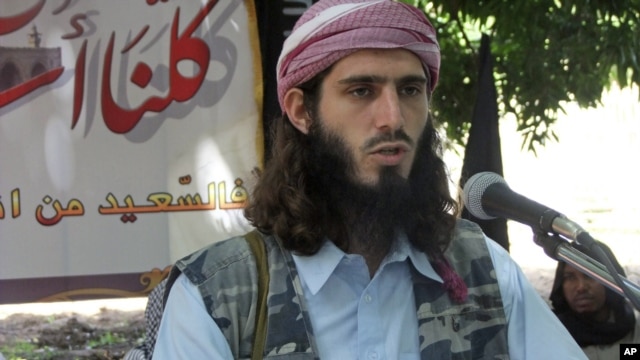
[255,0,319,162]
[459,34,510,251]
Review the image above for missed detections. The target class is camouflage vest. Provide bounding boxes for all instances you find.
[167,219,509,359]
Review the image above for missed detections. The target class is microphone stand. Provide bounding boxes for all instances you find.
[534,232,640,311]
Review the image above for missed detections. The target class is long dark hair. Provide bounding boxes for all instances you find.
[244,74,458,259]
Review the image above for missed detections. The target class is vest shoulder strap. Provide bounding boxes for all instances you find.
[244,230,269,360]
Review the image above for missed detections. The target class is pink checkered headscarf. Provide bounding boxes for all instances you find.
[276,0,440,112]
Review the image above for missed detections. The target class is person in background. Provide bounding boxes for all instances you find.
[151,0,586,358]
[550,244,640,360]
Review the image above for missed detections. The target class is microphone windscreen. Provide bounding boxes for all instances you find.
[462,172,506,220]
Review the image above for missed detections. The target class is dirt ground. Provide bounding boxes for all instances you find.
[0,300,146,360]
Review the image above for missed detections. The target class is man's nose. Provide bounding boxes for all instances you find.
[576,277,590,292]
[374,89,404,132]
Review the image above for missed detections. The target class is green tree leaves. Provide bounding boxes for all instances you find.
[404,0,640,151]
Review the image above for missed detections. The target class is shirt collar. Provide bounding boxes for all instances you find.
[394,232,443,284]
[292,233,443,295]
[292,239,344,295]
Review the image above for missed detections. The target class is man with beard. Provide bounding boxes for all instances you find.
[550,243,640,359]
[152,0,585,359]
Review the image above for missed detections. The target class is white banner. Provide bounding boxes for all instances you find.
[0,0,262,302]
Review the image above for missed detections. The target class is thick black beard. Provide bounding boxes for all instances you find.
[305,121,414,256]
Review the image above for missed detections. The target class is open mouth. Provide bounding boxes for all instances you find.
[370,142,410,155]
[369,144,409,166]
[377,147,402,155]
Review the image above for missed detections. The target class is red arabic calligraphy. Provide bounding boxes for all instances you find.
[0,0,44,35]
[100,1,217,133]
[1,0,224,134]
[62,13,89,40]
[0,0,63,108]
[72,40,88,129]
[147,0,170,6]
[121,26,150,54]
[0,67,64,107]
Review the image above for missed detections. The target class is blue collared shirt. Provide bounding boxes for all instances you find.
[153,235,586,359]
[291,233,435,359]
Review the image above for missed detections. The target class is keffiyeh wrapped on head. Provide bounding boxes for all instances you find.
[276,0,440,112]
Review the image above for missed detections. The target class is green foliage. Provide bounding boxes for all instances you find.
[0,341,58,360]
[0,329,138,359]
[402,0,640,151]
[86,331,126,349]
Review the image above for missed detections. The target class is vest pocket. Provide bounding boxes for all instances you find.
[417,306,509,359]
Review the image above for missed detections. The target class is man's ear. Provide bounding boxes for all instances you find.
[283,88,311,134]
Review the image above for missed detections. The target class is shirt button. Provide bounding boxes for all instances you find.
[364,294,372,303]
[367,351,379,360]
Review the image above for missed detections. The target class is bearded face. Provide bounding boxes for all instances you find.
[305,115,431,256]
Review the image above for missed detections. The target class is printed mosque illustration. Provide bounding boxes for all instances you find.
[0,25,61,92]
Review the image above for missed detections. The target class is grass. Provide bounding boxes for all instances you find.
[1,341,60,360]
[0,326,144,360]
[86,331,127,349]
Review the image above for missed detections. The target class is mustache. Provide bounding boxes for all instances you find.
[361,129,414,151]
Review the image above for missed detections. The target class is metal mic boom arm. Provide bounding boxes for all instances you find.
[534,232,640,311]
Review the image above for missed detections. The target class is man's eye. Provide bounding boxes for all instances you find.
[351,87,371,97]
[401,86,422,96]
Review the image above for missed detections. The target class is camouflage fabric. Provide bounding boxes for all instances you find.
[166,219,508,359]
[167,232,318,359]
[416,219,509,359]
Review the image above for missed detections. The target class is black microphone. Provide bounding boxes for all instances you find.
[463,173,640,310]
[462,172,590,244]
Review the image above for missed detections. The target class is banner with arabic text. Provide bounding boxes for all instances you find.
[0,0,263,303]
